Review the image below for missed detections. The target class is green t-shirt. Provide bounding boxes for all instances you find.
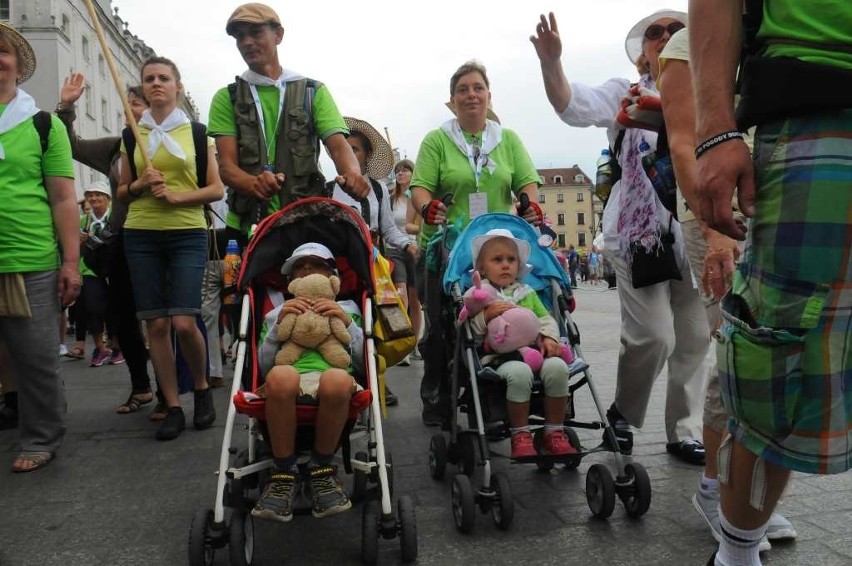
[759,1,852,70]
[0,111,74,273]
[121,124,214,230]
[207,81,348,230]
[410,127,540,248]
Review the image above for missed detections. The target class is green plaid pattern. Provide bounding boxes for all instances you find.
[718,109,852,475]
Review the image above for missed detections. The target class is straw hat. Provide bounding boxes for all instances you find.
[344,116,394,180]
[624,9,687,64]
[0,23,36,84]
[444,101,501,124]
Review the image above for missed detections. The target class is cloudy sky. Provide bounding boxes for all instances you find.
[112,0,687,178]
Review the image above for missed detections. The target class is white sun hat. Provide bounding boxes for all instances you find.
[280,242,337,275]
[471,228,531,279]
[624,9,687,64]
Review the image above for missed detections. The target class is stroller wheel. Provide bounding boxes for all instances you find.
[429,434,448,480]
[451,474,476,534]
[352,451,369,503]
[228,510,254,566]
[620,462,652,518]
[361,501,380,564]
[457,433,477,477]
[586,464,616,519]
[398,495,418,563]
[188,508,215,566]
[563,427,582,471]
[490,472,514,530]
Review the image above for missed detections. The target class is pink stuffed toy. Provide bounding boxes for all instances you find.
[459,271,577,372]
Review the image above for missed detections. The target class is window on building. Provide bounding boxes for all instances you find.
[82,36,90,61]
[538,194,546,204]
[557,213,565,226]
[574,174,584,183]
[577,212,585,225]
[557,193,564,203]
[553,175,563,184]
[98,55,105,77]
[557,233,566,248]
[101,98,109,131]
[576,192,584,202]
[0,1,10,21]
[84,82,94,118]
[578,233,587,247]
[61,14,70,35]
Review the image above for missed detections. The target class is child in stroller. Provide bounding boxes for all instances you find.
[468,228,578,460]
[253,242,363,522]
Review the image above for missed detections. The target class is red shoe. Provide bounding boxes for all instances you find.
[542,430,577,456]
[510,431,536,459]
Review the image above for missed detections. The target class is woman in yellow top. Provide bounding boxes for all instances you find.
[117,56,225,441]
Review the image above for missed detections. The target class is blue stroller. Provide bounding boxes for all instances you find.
[428,213,652,532]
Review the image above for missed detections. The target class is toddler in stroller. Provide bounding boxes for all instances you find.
[467,228,577,460]
[253,242,363,522]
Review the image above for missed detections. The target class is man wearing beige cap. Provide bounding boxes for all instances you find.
[209,3,368,244]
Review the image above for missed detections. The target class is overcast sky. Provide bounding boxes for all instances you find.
[112,0,687,179]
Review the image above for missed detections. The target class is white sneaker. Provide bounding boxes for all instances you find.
[692,489,771,552]
[59,344,68,357]
[766,511,797,540]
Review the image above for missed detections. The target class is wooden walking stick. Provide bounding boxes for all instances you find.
[82,0,151,169]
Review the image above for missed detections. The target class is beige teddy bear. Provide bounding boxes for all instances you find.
[274,273,352,369]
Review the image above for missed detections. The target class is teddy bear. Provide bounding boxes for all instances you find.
[274,272,352,369]
[458,271,574,372]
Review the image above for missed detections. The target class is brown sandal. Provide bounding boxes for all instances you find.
[116,392,154,414]
[64,346,85,359]
[12,451,53,473]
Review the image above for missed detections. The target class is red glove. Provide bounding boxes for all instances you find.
[420,199,447,225]
[518,200,544,226]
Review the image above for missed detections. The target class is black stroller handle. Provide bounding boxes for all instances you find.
[517,192,530,216]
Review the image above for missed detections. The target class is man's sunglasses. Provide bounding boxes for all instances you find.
[644,22,685,41]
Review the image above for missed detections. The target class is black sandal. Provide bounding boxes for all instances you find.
[116,392,154,414]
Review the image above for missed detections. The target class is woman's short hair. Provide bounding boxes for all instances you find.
[394,159,415,174]
[450,60,490,96]
[126,85,147,103]
[140,56,182,82]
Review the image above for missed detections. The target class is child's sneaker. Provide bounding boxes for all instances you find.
[308,465,351,518]
[90,348,110,367]
[510,431,536,459]
[542,430,578,456]
[252,471,302,523]
[108,349,125,365]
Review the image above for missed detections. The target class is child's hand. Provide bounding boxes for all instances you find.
[540,336,561,358]
[484,301,514,323]
[311,298,352,326]
[277,298,313,322]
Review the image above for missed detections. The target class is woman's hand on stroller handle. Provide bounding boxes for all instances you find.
[516,193,544,226]
[420,194,454,225]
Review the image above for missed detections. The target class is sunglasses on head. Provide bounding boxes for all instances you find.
[644,21,685,41]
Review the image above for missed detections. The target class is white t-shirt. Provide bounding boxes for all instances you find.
[332,176,413,249]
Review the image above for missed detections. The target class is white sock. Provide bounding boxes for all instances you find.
[544,423,563,434]
[716,512,766,566]
[700,473,720,495]
[510,426,530,435]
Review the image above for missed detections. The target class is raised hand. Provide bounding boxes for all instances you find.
[60,72,86,106]
[530,12,562,64]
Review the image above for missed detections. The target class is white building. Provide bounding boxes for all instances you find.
[6,0,197,195]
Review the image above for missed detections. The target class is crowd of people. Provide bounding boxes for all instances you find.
[0,2,849,565]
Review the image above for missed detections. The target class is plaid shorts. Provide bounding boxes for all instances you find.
[717,109,852,475]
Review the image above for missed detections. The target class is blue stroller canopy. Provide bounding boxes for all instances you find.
[442,213,572,294]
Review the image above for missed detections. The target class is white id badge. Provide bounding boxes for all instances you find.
[468,192,488,219]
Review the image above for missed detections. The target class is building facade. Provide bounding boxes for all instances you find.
[536,166,601,251]
[6,0,197,196]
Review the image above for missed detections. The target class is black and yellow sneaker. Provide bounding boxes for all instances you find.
[252,472,301,523]
[308,465,352,518]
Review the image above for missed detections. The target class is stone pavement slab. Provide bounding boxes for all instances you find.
[0,285,849,565]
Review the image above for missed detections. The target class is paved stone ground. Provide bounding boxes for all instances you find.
[1,284,851,565]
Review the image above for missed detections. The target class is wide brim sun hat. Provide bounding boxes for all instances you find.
[343,116,394,180]
[624,9,687,64]
[83,180,112,198]
[280,242,338,275]
[471,228,532,279]
[0,23,36,84]
[444,101,501,124]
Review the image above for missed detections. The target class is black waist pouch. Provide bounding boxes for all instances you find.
[737,56,852,129]
[630,229,682,289]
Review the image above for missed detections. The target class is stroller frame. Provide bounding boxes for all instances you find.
[187,198,417,566]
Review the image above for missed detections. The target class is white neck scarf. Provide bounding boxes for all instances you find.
[440,119,503,186]
[0,89,39,160]
[138,108,190,160]
[240,68,305,88]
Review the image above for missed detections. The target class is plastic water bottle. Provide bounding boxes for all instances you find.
[594,149,613,201]
[222,240,241,305]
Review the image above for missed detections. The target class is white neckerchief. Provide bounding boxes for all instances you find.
[87,207,110,235]
[138,108,190,160]
[440,118,502,190]
[0,89,39,160]
[240,68,305,164]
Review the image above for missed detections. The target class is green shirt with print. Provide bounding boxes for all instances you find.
[0,110,74,273]
[410,127,540,248]
[759,1,852,70]
[207,82,348,231]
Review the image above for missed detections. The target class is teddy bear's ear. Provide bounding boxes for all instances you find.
[329,275,340,295]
